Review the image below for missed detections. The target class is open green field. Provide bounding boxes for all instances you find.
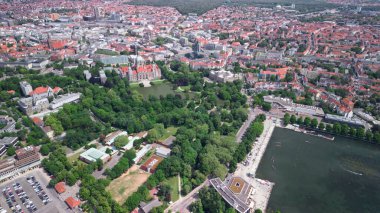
[162,176,180,202]
[159,126,178,142]
[107,165,151,204]
[67,151,84,163]
[128,0,334,15]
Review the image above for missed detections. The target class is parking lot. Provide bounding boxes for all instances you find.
[0,169,69,213]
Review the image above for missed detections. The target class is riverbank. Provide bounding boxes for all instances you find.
[234,118,276,211]
[279,124,335,141]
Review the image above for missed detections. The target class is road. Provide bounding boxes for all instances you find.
[234,119,275,179]
[165,179,209,213]
[92,153,123,179]
[236,107,255,143]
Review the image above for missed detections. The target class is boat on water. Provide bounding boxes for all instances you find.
[343,168,363,176]
[317,134,335,141]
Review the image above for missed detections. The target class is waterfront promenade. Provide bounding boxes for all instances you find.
[234,118,276,211]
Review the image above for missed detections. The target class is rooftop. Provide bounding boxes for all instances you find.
[65,197,80,209]
[54,182,66,194]
[80,148,109,162]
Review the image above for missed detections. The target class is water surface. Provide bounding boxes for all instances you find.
[256,128,380,213]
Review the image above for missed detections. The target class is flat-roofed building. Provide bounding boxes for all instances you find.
[79,148,110,164]
[209,178,250,213]
[19,81,33,97]
[15,146,40,167]
[18,97,49,115]
[209,70,238,83]
[0,137,19,156]
[95,55,129,66]
[104,130,128,146]
[155,147,171,158]
[0,158,16,175]
[49,93,81,110]
[0,146,41,182]
[83,70,92,81]
[134,144,152,163]
[324,114,365,128]
[264,95,325,117]
[157,136,175,148]
[139,198,162,213]
[140,155,163,173]
[0,115,16,133]
[99,70,107,85]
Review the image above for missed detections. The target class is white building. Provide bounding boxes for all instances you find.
[79,148,110,164]
[264,95,325,117]
[18,97,49,115]
[19,81,33,97]
[209,70,238,83]
[49,93,81,110]
[104,131,128,146]
[133,144,152,163]
[156,147,171,158]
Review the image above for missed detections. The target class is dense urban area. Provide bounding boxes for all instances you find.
[0,0,379,212]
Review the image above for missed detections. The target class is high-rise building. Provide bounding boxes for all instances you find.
[19,81,33,96]
[94,7,105,20]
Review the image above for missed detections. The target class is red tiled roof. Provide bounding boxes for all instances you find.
[65,197,80,209]
[32,117,43,126]
[49,40,67,50]
[136,64,157,73]
[120,66,129,73]
[54,182,66,194]
[52,87,61,93]
[29,87,48,95]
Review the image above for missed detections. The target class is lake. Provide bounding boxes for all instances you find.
[256,127,380,213]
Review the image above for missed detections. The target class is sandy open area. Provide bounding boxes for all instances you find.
[106,165,150,204]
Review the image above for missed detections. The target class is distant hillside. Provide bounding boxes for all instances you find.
[127,0,335,15]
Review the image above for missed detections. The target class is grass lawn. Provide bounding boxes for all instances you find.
[67,151,84,164]
[162,176,180,202]
[95,49,119,56]
[175,85,191,92]
[107,165,151,204]
[158,127,178,142]
[150,79,166,84]
[130,83,141,88]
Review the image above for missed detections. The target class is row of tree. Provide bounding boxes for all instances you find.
[230,114,266,172]
[283,113,380,143]
[105,150,136,179]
